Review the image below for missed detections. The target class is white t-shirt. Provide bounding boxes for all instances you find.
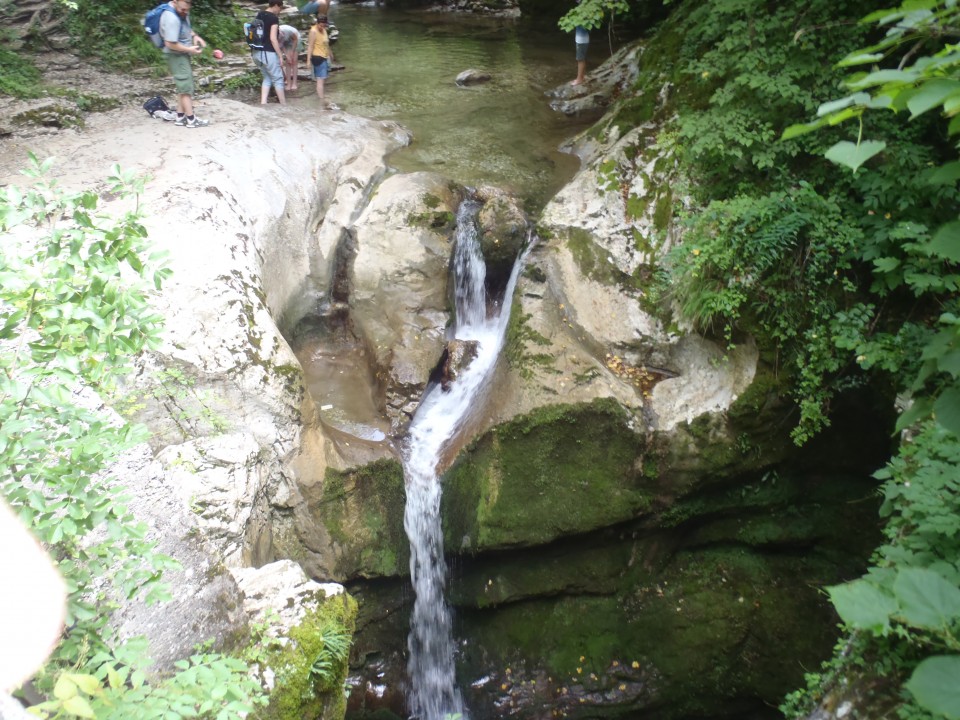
[575,26,589,44]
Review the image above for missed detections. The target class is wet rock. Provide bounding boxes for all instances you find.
[455,68,492,86]
[475,186,528,295]
[441,339,480,391]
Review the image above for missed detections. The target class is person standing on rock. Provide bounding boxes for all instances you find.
[252,0,287,105]
[279,24,300,92]
[570,23,589,86]
[305,14,332,107]
[160,0,210,126]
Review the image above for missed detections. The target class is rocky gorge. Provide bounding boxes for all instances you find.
[0,8,894,720]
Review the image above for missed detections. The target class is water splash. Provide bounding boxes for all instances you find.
[403,200,527,720]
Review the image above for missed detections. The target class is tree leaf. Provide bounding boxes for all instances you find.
[906,79,960,118]
[847,69,919,90]
[927,161,960,185]
[66,673,101,695]
[825,140,887,172]
[53,674,78,701]
[62,695,96,719]
[873,256,901,272]
[782,120,825,140]
[906,656,960,720]
[934,388,960,436]
[837,52,884,67]
[893,567,960,628]
[827,578,897,631]
[930,222,960,262]
[817,92,871,117]
[939,350,960,378]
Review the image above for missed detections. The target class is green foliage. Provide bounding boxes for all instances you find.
[65,0,238,71]
[31,642,266,720]
[643,1,960,710]
[0,46,45,98]
[0,155,173,656]
[658,0,960,442]
[557,0,632,32]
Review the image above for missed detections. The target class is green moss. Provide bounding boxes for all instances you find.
[503,296,555,379]
[406,210,455,231]
[522,264,547,283]
[653,188,674,234]
[442,398,654,550]
[449,542,631,609]
[459,546,841,717]
[565,227,633,288]
[422,193,442,209]
[260,592,359,720]
[727,366,782,422]
[610,94,659,135]
[319,459,408,578]
[13,105,85,130]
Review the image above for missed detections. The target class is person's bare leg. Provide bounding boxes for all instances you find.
[276,86,286,105]
[261,84,270,104]
[286,49,298,89]
[180,93,194,115]
[316,77,325,103]
[570,60,585,86]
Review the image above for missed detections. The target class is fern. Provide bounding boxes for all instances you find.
[307,621,352,692]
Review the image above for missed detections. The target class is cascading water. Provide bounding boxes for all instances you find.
[403,200,527,720]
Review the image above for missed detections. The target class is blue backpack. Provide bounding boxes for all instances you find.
[143,2,178,48]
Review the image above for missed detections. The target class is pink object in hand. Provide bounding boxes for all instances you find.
[213,49,224,59]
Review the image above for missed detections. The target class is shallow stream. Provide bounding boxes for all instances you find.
[298,3,594,209]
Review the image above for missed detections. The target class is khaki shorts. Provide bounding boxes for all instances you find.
[165,52,195,95]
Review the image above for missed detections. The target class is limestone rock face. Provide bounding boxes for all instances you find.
[0,99,406,672]
[349,171,458,425]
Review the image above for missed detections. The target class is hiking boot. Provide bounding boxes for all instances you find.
[183,116,210,128]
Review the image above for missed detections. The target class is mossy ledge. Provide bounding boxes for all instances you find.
[441,398,654,551]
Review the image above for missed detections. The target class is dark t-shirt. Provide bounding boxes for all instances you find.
[256,10,279,53]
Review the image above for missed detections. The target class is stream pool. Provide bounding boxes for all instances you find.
[294,3,595,210]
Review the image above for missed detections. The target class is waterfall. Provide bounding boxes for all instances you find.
[403,200,526,720]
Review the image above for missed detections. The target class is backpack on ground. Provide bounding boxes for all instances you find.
[143,2,177,49]
[143,95,170,115]
[142,96,176,121]
[244,16,266,50]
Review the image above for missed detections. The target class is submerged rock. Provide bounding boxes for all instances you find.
[456,68,492,86]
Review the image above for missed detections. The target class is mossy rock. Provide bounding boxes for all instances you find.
[478,194,528,289]
[319,459,409,578]
[448,539,631,609]
[441,398,654,551]
[457,546,841,720]
[260,591,359,720]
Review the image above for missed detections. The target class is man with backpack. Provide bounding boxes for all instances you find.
[159,0,210,127]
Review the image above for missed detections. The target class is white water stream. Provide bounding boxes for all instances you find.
[402,200,526,720]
